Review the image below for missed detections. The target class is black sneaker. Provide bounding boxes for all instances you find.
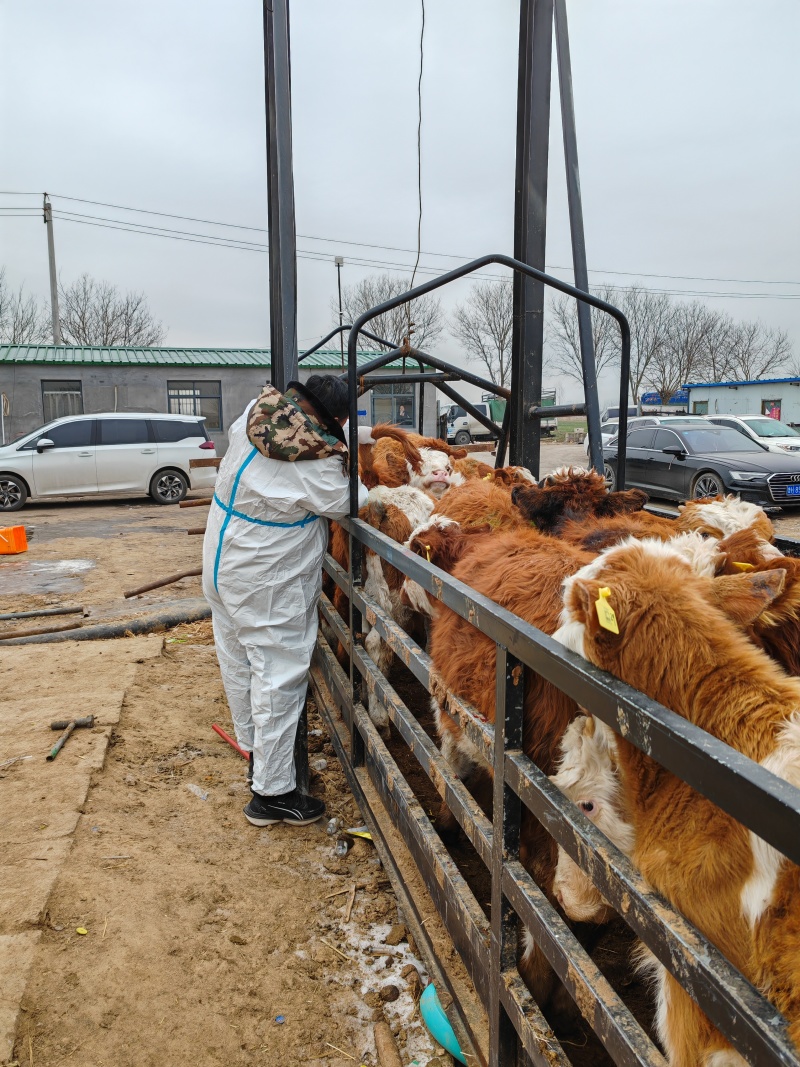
[246,752,254,786]
[244,789,326,827]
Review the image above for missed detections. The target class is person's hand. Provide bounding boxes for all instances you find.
[358,426,377,446]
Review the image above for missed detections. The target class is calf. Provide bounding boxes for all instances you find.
[369,432,467,498]
[553,536,799,1064]
[511,469,648,534]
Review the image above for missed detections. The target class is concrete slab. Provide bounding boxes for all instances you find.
[0,636,163,1063]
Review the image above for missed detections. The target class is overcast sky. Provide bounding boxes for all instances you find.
[2,0,798,405]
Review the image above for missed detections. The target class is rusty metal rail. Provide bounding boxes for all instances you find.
[312,515,800,1067]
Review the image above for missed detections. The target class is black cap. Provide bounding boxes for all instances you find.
[288,376,348,443]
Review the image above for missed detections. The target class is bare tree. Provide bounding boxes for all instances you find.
[451,278,514,387]
[58,273,165,346]
[333,272,444,352]
[648,301,719,404]
[724,320,791,381]
[614,287,672,407]
[0,269,50,343]
[546,284,621,384]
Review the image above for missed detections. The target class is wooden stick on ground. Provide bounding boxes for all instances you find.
[178,497,212,508]
[373,1021,403,1067]
[124,568,202,599]
[0,620,82,641]
[344,882,356,923]
[186,528,206,536]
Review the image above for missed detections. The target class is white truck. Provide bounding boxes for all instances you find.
[444,392,557,445]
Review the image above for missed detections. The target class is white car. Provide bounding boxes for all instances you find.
[0,412,217,512]
[707,414,800,454]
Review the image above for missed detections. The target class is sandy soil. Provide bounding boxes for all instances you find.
[1,495,443,1067]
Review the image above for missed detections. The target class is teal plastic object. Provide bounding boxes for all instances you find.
[419,983,466,1065]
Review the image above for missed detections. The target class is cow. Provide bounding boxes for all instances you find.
[368,432,467,498]
[511,469,649,534]
[551,535,799,1064]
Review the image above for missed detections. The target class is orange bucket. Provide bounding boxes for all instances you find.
[0,525,27,554]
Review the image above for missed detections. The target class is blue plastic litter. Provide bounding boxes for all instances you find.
[275,1015,286,1025]
[419,983,466,1064]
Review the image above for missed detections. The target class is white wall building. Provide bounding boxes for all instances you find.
[685,376,800,426]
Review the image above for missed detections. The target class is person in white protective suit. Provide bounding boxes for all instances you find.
[203,374,370,827]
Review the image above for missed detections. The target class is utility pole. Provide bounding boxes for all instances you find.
[43,193,62,345]
[335,256,344,368]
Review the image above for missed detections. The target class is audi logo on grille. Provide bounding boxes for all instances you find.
[792,475,800,484]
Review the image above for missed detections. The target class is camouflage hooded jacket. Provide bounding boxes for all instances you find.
[246,385,349,469]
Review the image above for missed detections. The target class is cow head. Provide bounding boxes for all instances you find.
[551,715,635,923]
[678,494,775,543]
[408,448,466,498]
[511,468,647,534]
[401,517,492,615]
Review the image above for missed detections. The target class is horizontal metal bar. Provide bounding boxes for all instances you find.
[344,517,800,866]
[351,583,495,768]
[500,860,666,1066]
[359,372,461,388]
[505,752,799,1066]
[310,639,488,1065]
[323,551,350,595]
[319,592,350,652]
[528,403,585,419]
[351,639,494,868]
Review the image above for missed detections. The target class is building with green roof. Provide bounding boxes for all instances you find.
[0,345,435,450]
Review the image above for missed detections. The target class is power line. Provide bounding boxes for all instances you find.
[3,190,798,288]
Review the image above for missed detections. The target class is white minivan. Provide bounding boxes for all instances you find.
[0,412,217,512]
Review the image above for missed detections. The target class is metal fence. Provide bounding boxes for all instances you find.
[310,516,800,1067]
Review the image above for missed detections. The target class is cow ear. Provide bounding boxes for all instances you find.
[711,569,786,627]
[568,578,617,638]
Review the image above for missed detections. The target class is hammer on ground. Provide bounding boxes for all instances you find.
[47,715,95,762]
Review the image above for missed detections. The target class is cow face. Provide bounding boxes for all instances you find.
[551,715,634,923]
[408,448,465,498]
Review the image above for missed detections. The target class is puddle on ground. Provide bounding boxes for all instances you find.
[0,559,96,595]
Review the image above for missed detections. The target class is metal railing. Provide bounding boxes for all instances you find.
[304,260,800,1066]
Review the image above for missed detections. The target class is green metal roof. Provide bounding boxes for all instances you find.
[0,344,414,370]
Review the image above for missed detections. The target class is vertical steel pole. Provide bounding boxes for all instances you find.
[263,0,298,392]
[554,0,603,473]
[336,256,345,369]
[489,647,525,1065]
[509,0,554,476]
[43,194,62,345]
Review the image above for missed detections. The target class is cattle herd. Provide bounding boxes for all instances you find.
[326,426,800,1066]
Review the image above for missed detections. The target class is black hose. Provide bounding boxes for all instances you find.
[0,598,211,645]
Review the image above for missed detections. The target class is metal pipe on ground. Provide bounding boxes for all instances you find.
[124,568,203,599]
[0,605,84,622]
[0,598,210,645]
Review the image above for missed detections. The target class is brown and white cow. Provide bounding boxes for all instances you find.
[551,536,800,1064]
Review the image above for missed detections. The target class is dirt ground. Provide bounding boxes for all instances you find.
[0,491,441,1067]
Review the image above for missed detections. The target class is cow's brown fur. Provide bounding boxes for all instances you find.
[511,475,648,534]
[428,526,594,1000]
[433,479,525,531]
[562,544,800,1060]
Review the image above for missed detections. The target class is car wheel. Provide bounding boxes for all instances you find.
[150,469,188,505]
[454,430,471,445]
[603,463,616,491]
[691,471,725,500]
[0,475,27,512]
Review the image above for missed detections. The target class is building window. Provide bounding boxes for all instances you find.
[692,401,708,415]
[42,380,83,422]
[167,380,222,431]
[371,382,414,427]
[762,399,782,420]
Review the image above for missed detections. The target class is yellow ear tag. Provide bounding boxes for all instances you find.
[424,544,432,562]
[482,473,493,480]
[732,561,755,572]
[594,587,619,634]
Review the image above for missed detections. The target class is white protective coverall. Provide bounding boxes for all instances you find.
[203,402,368,795]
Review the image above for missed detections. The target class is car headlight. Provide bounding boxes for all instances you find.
[729,471,768,483]
[778,444,800,452]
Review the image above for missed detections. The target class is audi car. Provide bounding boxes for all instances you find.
[603,421,800,508]
[0,412,217,511]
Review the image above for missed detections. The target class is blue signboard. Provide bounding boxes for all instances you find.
[640,388,689,406]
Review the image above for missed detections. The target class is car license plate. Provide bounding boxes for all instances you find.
[786,485,800,496]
